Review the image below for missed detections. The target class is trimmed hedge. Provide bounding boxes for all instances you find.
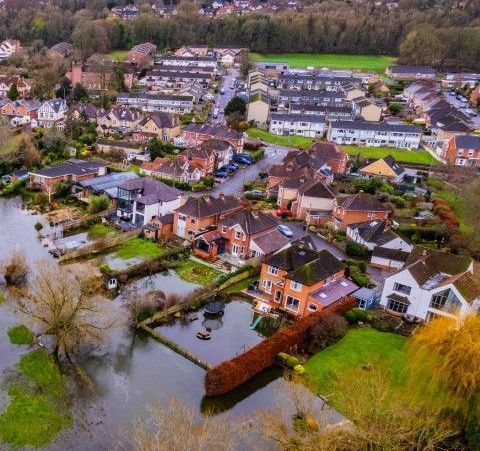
[204,296,355,396]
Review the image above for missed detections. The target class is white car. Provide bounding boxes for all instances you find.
[277,224,293,237]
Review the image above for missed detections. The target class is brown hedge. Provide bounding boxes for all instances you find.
[204,296,355,396]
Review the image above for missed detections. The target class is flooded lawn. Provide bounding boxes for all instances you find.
[127,270,201,296]
[155,299,278,366]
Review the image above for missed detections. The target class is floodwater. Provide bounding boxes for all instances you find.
[0,198,342,450]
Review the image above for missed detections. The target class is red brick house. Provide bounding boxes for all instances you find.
[309,142,348,174]
[253,237,358,318]
[444,134,480,167]
[173,194,241,240]
[193,208,279,260]
[180,124,244,151]
[179,146,216,176]
[144,213,174,240]
[333,193,390,229]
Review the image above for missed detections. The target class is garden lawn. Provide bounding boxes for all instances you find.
[176,259,222,286]
[250,53,396,72]
[87,223,118,240]
[115,237,165,260]
[305,328,407,396]
[343,145,435,165]
[246,128,313,149]
[105,50,129,61]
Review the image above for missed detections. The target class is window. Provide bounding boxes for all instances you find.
[268,265,278,275]
[430,289,462,313]
[308,303,317,312]
[387,298,408,314]
[274,290,282,303]
[393,282,411,295]
[178,214,186,221]
[221,226,227,233]
[263,279,272,294]
[235,231,242,239]
[285,296,300,312]
[190,218,196,224]
[290,280,302,292]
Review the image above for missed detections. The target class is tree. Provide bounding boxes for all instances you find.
[224,96,246,116]
[1,251,29,287]
[12,261,114,362]
[56,77,72,99]
[71,83,89,102]
[305,314,348,353]
[88,194,110,214]
[7,83,19,101]
[147,137,175,160]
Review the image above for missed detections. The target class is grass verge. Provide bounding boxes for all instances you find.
[176,259,222,286]
[250,53,396,72]
[246,128,313,149]
[343,145,435,165]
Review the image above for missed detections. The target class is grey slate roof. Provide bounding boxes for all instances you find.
[30,160,105,178]
[309,277,358,308]
[372,246,410,262]
[119,177,182,204]
[219,208,278,235]
[250,229,290,255]
[454,134,480,149]
[338,193,387,212]
[330,120,422,134]
[175,194,240,218]
[270,113,326,124]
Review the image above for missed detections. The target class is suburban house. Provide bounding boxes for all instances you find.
[247,91,270,127]
[140,157,202,182]
[28,159,107,192]
[132,112,181,142]
[70,103,99,121]
[48,42,73,59]
[179,124,244,151]
[0,75,31,98]
[380,247,480,321]
[333,193,390,229]
[309,142,348,174]
[254,237,358,318]
[97,107,142,134]
[327,120,422,149]
[278,90,349,108]
[385,66,436,81]
[199,139,233,169]
[288,104,354,121]
[96,139,145,159]
[117,92,194,114]
[37,98,68,128]
[115,177,183,226]
[173,194,241,239]
[125,42,157,66]
[179,146,216,176]
[346,220,412,269]
[268,113,326,138]
[193,208,279,261]
[444,134,480,167]
[1,99,41,120]
[359,155,405,183]
[277,73,362,91]
[144,214,175,240]
[351,96,383,122]
[74,171,139,199]
[157,55,218,70]
[0,39,21,60]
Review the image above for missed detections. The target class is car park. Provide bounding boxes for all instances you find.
[277,224,294,237]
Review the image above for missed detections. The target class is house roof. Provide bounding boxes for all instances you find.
[119,176,182,204]
[29,159,105,178]
[310,142,347,164]
[404,246,472,288]
[301,180,336,199]
[308,277,358,308]
[386,293,410,304]
[199,139,231,153]
[154,158,199,177]
[182,123,243,140]
[338,193,387,212]
[71,103,98,119]
[388,65,435,75]
[175,194,241,218]
[264,236,318,270]
[330,120,422,134]
[284,249,344,286]
[270,113,326,124]
[139,112,177,128]
[219,208,278,235]
[454,134,480,150]
[452,272,480,303]
[250,228,290,256]
[372,246,410,263]
[78,171,138,192]
[360,155,404,178]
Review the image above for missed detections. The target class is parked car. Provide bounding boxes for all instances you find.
[220,88,225,95]
[244,189,265,200]
[276,208,293,218]
[214,169,229,179]
[223,163,238,173]
[277,224,293,237]
[213,107,219,119]
[233,153,253,165]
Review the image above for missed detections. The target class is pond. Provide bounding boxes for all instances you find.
[0,197,341,449]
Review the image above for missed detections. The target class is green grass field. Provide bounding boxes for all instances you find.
[115,238,165,260]
[176,259,222,286]
[87,224,118,240]
[246,129,435,164]
[105,50,129,62]
[305,328,407,396]
[251,53,396,72]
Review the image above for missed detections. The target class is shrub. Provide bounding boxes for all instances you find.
[305,314,349,353]
[34,193,48,205]
[390,195,406,208]
[7,325,34,345]
[344,307,372,324]
[277,352,289,365]
[350,269,372,287]
[88,195,110,214]
[286,356,299,369]
[346,241,369,258]
[2,251,29,287]
[34,222,43,232]
[250,148,265,162]
[293,364,305,375]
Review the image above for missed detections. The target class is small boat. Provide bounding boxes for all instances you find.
[196,331,211,340]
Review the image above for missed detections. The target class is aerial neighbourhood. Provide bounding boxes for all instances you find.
[0,0,480,450]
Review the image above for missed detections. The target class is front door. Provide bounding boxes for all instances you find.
[176,215,186,238]
[232,244,239,256]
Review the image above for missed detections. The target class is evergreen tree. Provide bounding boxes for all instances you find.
[7,83,19,101]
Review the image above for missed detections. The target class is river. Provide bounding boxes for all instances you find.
[0,197,341,449]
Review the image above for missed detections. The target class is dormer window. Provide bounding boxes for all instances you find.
[268,265,278,275]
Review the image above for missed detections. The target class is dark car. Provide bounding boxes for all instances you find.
[233,153,254,165]
[244,189,265,200]
[220,163,237,173]
[214,170,229,179]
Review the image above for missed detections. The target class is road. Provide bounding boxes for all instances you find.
[444,91,480,128]
[212,67,240,125]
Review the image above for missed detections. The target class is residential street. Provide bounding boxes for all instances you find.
[212,67,240,125]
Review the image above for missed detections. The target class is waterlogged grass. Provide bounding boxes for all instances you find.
[0,387,71,448]
[305,328,407,396]
[7,325,34,345]
[115,237,165,260]
[251,53,396,72]
[176,259,222,286]
[0,350,71,448]
[87,223,118,240]
[18,350,66,397]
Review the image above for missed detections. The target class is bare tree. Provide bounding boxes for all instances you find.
[126,398,242,451]
[12,261,115,362]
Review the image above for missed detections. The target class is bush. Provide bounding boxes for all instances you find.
[346,241,369,258]
[293,364,305,375]
[34,193,48,205]
[250,148,265,162]
[344,307,372,324]
[2,251,29,287]
[306,314,349,353]
[350,269,372,287]
[277,352,289,365]
[88,195,110,214]
[286,356,299,369]
[390,195,406,208]
[34,222,43,232]
[53,182,72,199]
[155,176,191,191]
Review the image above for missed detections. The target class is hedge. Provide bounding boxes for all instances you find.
[204,296,355,396]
